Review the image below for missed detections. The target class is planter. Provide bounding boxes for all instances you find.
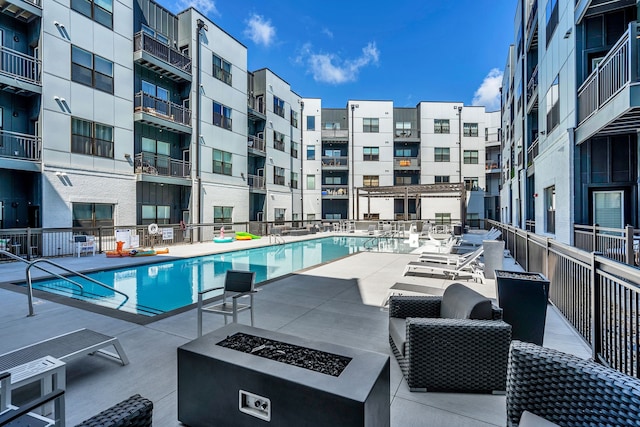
[177,324,390,427]
[495,270,550,345]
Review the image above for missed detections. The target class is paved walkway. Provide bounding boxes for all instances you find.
[0,234,591,426]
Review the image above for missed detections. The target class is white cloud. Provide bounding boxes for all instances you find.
[472,68,503,111]
[299,42,380,85]
[244,14,276,47]
[178,0,218,15]
[321,28,334,39]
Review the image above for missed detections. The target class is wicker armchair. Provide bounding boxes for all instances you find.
[506,341,640,426]
[75,394,153,427]
[389,286,511,393]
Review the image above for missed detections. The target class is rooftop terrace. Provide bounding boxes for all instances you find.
[0,234,591,426]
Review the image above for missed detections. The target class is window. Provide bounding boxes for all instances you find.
[363,147,379,161]
[464,177,479,191]
[307,175,316,190]
[141,80,170,115]
[435,175,450,183]
[213,206,233,223]
[485,127,489,141]
[463,123,479,137]
[307,115,315,130]
[141,24,169,44]
[213,102,232,130]
[72,203,114,228]
[71,46,113,93]
[466,213,480,228]
[274,208,286,224]
[546,0,559,46]
[434,213,451,225]
[363,118,379,133]
[274,166,285,185]
[434,119,450,134]
[363,175,379,187]
[546,75,560,132]
[213,149,232,175]
[141,205,170,225]
[71,0,113,28]
[395,121,412,137]
[463,150,479,164]
[141,137,170,174]
[395,148,412,157]
[273,96,285,118]
[545,185,556,233]
[307,213,316,221]
[395,176,413,185]
[324,176,342,184]
[71,117,113,158]
[434,147,450,162]
[291,110,299,128]
[212,54,232,85]
[290,172,298,189]
[324,121,340,129]
[273,131,285,151]
[291,141,299,158]
[306,145,315,160]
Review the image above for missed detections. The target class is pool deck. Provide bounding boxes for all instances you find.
[0,232,591,426]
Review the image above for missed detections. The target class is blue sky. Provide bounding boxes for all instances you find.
[161,0,517,110]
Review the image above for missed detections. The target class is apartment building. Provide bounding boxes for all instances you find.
[302,99,500,224]
[502,0,638,244]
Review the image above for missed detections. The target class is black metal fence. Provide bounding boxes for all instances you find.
[489,219,640,379]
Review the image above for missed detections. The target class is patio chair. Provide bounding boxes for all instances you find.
[389,283,511,392]
[418,245,484,266]
[458,228,501,246]
[404,247,485,281]
[72,235,96,257]
[506,340,640,426]
[197,270,257,337]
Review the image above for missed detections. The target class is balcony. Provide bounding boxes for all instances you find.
[0,129,41,164]
[0,0,41,22]
[576,22,640,144]
[248,95,266,121]
[321,185,348,198]
[248,135,266,154]
[527,136,539,167]
[321,128,349,142]
[133,32,191,82]
[248,174,265,191]
[393,157,420,170]
[485,161,500,172]
[394,129,419,140]
[134,91,192,134]
[0,46,41,94]
[134,153,191,183]
[526,65,538,112]
[321,156,348,169]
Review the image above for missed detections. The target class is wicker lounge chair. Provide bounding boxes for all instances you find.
[389,284,511,393]
[506,341,640,426]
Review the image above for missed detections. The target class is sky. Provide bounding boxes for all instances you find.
[159,0,517,111]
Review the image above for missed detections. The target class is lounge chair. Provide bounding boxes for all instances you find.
[404,247,485,281]
[458,228,501,246]
[366,224,376,235]
[418,246,484,266]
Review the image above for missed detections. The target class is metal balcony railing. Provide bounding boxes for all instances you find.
[134,92,191,126]
[0,46,41,85]
[321,129,349,139]
[577,23,637,125]
[134,32,191,73]
[248,174,265,190]
[393,157,420,168]
[321,156,348,167]
[248,135,265,153]
[134,153,190,178]
[321,185,348,197]
[0,129,41,161]
[527,137,539,164]
[526,65,538,103]
[274,139,285,152]
[248,96,265,114]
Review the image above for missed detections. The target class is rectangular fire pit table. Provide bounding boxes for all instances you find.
[177,324,390,427]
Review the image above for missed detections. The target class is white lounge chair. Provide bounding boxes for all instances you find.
[404,247,485,281]
[418,246,484,266]
[458,228,501,246]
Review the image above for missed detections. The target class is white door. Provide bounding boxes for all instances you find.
[593,190,624,229]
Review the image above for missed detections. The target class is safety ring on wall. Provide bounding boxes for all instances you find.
[148,223,159,235]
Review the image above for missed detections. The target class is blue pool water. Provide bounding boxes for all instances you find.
[30,236,414,316]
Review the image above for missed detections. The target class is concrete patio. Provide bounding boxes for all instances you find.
[0,237,591,426]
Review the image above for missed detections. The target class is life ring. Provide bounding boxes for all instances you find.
[148,223,159,234]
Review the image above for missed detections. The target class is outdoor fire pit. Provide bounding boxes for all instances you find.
[177,324,390,427]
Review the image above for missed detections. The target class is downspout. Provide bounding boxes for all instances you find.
[195,19,206,242]
[300,100,304,224]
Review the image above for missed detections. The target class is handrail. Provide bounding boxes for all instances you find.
[0,249,128,316]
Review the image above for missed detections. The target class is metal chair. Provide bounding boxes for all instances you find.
[197,270,257,337]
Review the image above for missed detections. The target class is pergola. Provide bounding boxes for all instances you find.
[355,183,467,226]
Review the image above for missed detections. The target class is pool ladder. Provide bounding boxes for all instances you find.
[0,249,129,316]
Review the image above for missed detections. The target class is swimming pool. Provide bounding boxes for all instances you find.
[29,236,415,316]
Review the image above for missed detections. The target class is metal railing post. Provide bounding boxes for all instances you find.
[26,227,32,261]
[525,229,530,272]
[592,223,598,252]
[590,251,602,361]
[625,225,634,265]
[98,227,103,254]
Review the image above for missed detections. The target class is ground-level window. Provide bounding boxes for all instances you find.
[214,206,233,223]
[274,208,286,224]
[544,185,556,233]
[435,175,450,183]
[141,204,170,225]
[466,213,480,228]
[464,177,480,191]
[306,213,316,221]
[363,213,380,220]
[72,203,114,228]
[434,213,451,225]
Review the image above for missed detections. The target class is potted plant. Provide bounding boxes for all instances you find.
[495,270,550,345]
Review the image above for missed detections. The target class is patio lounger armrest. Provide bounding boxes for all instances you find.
[389,295,441,319]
